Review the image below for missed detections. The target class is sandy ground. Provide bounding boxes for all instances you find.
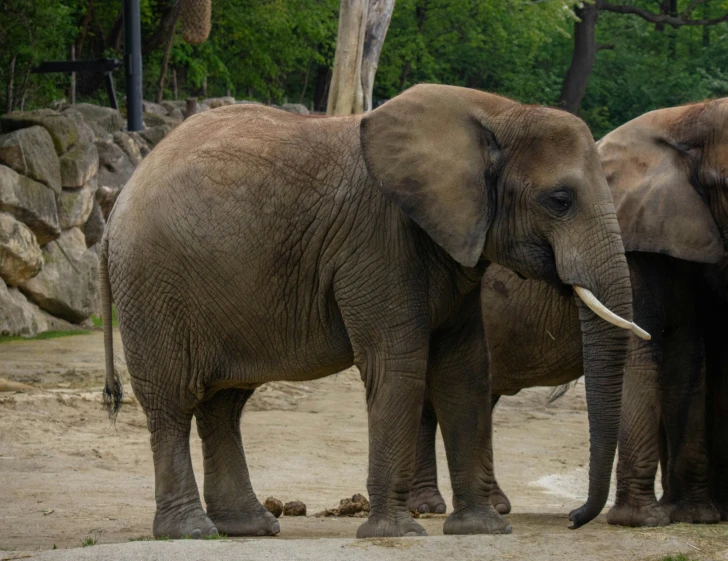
[0,332,726,560]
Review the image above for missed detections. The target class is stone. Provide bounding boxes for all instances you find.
[169,108,184,122]
[61,109,96,146]
[0,212,42,286]
[0,165,60,245]
[64,103,123,137]
[58,177,99,229]
[96,138,135,190]
[139,124,173,148]
[0,127,62,194]
[203,96,236,108]
[264,497,284,518]
[82,200,105,247]
[20,228,100,322]
[96,185,121,220]
[59,141,98,188]
[142,112,179,128]
[0,277,82,336]
[161,100,186,114]
[283,501,307,516]
[142,100,168,116]
[125,132,151,159]
[0,109,79,155]
[281,103,310,115]
[113,132,143,166]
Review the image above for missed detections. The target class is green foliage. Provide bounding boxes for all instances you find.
[90,306,119,328]
[1,0,727,134]
[661,555,692,561]
[80,536,97,547]
[0,330,92,344]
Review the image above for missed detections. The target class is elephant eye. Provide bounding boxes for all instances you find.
[542,189,574,216]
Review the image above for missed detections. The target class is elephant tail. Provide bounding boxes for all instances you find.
[100,231,122,421]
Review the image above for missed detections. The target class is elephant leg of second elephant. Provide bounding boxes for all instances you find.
[428,291,511,535]
[408,393,447,515]
[194,388,281,536]
[660,273,719,524]
[486,394,512,515]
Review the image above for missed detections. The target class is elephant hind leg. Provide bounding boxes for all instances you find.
[195,388,280,537]
[408,393,447,515]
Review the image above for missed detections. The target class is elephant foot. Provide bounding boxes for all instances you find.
[443,506,512,535]
[669,501,721,524]
[207,503,281,536]
[606,502,670,527]
[716,502,728,521]
[408,486,447,514]
[356,513,427,538]
[490,485,512,515]
[153,504,219,539]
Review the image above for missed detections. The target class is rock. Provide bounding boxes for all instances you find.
[169,108,185,123]
[0,109,79,155]
[96,185,121,220]
[161,100,187,114]
[58,176,98,229]
[203,96,236,109]
[61,109,96,146]
[64,103,123,137]
[237,100,263,105]
[113,132,143,166]
[96,138,135,190]
[197,103,211,114]
[264,497,284,518]
[283,501,307,516]
[48,99,68,111]
[281,103,310,115]
[139,124,173,148]
[20,228,100,322]
[0,127,62,194]
[142,112,179,129]
[0,212,42,286]
[59,141,98,188]
[142,100,168,116]
[125,132,151,159]
[0,165,60,245]
[82,200,105,247]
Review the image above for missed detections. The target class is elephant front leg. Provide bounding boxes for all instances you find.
[429,295,511,535]
[356,351,430,538]
[194,388,280,536]
[408,393,447,514]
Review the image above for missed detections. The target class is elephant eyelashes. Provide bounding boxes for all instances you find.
[541,189,574,217]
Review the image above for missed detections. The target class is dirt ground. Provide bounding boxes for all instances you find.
[0,332,726,560]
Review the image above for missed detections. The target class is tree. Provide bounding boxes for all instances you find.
[560,0,728,114]
[327,0,395,115]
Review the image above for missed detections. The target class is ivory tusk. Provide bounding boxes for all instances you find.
[573,286,651,341]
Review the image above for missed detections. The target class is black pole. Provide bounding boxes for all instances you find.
[123,0,143,131]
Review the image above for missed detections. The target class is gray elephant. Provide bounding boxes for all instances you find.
[409,98,728,526]
[101,84,643,539]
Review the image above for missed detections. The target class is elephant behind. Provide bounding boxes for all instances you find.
[102,84,641,539]
[410,98,728,526]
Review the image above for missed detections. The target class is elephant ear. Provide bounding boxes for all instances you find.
[598,123,723,264]
[359,84,508,267]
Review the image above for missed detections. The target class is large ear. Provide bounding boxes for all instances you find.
[598,120,723,264]
[359,84,509,267]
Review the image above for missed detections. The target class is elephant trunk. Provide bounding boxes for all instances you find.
[555,210,635,529]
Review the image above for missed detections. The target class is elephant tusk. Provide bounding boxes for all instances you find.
[573,286,651,341]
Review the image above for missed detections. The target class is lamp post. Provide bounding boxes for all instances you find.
[124,0,143,131]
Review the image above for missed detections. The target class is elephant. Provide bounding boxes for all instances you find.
[408,98,728,527]
[100,84,644,539]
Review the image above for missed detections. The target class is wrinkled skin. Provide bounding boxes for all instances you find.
[103,84,633,539]
[410,98,728,527]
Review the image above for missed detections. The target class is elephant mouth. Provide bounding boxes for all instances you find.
[573,286,651,340]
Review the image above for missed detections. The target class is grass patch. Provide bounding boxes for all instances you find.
[0,330,92,344]
[80,537,97,547]
[662,556,695,561]
[177,532,227,540]
[91,306,118,328]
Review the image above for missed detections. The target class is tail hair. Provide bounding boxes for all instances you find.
[547,380,579,404]
[103,368,123,422]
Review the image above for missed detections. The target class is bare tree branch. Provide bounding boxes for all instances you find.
[600,2,728,27]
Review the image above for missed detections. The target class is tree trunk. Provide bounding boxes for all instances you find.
[6,54,16,113]
[361,0,395,112]
[156,9,180,103]
[327,0,369,115]
[558,2,599,114]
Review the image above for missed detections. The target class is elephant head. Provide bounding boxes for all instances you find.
[360,84,647,527]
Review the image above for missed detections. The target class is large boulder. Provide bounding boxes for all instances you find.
[0,165,60,245]
[142,112,179,129]
[20,228,100,322]
[142,100,168,116]
[96,185,120,220]
[139,124,173,148]
[0,127,62,194]
[96,138,135,190]
[0,212,42,286]
[203,96,236,108]
[281,103,310,115]
[59,141,99,188]
[125,132,151,159]
[0,277,81,337]
[58,176,98,229]
[161,100,187,113]
[0,109,80,155]
[82,200,105,247]
[113,131,144,166]
[64,103,123,137]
